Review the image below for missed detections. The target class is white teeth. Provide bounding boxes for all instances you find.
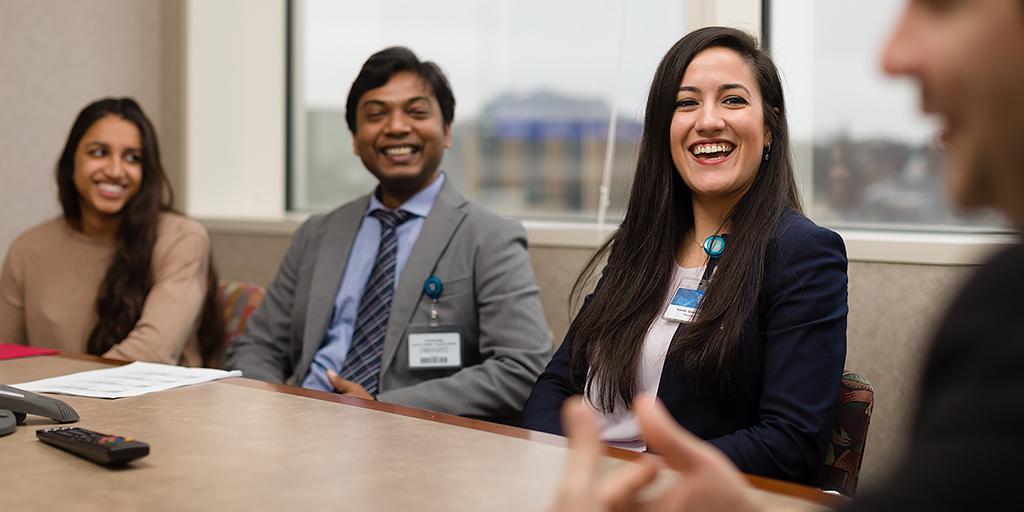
[383,146,414,156]
[97,183,124,194]
[691,143,735,156]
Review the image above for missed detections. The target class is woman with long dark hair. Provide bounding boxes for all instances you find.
[0,97,223,366]
[522,27,847,485]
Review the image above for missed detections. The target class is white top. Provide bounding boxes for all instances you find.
[583,263,705,451]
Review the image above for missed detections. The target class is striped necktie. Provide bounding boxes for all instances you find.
[337,208,414,395]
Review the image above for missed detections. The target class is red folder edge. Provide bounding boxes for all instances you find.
[0,343,60,360]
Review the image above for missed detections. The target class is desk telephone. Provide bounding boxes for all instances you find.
[0,383,79,436]
[1,384,148,465]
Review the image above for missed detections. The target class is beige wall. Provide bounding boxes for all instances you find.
[208,226,976,491]
[845,261,973,490]
[0,0,184,257]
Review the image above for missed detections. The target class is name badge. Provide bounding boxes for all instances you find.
[662,288,704,323]
[408,324,462,369]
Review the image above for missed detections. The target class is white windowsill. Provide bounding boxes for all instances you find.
[832,230,1015,266]
[200,216,1017,266]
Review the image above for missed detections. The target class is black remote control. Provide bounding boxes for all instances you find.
[36,427,149,466]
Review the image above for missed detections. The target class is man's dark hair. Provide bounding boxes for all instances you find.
[344,46,456,133]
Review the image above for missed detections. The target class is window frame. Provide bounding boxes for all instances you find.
[185,0,1014,266]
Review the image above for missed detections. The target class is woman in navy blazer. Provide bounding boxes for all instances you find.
[522,27,847,486]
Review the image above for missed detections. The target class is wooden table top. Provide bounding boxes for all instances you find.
[0,354,842,511]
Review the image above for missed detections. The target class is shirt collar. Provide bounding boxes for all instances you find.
[366,171,446,219]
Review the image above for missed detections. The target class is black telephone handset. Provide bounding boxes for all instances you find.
[0,409,17,436]
[0,384,79,436]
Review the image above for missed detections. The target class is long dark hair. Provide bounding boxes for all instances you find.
[56,97,224,365]
[570,27,801,411]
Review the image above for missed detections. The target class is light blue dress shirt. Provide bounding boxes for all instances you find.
[302,173,446,392]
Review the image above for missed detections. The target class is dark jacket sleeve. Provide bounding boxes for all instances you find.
[522,300,590,434]
[845,245,1024,511]
[706,223,848,484]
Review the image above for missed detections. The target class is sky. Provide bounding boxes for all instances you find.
[299,0,938,145]
[299,0,686,122]
[772,0,938,144]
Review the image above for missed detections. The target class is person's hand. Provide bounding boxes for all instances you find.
[630,395,762,512]
[549,398,659,512]
[551,395,768,512]
[326,369,375,400]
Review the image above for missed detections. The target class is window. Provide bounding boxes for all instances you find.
[769,0,1004,232]
[289,0,688,222]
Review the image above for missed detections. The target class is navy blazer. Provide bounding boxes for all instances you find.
[522,210,848,485]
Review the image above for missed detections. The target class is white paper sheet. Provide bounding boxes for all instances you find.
[15,361,243,399]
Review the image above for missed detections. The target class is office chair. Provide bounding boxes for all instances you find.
[822,370,874,496]
[215,280,266,366]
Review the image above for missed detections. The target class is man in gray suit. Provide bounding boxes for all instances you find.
[226,47,551,421]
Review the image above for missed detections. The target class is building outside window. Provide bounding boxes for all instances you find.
[769,0,1003,232]
[292,0,1005,233]
[290,0,687,222]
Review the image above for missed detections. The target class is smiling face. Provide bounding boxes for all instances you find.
[352,70,451,206]
[670,47,770,207]
[882,0,1024,224]
[72,114,143,224]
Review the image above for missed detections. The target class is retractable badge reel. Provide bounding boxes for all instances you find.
[703,235,726,259]
[407,275,462,370]
[663,235,726,323]
[424,276,444,326]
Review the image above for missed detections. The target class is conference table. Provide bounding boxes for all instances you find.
[1,354,844,511]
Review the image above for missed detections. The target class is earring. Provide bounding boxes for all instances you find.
[763,143,771,161]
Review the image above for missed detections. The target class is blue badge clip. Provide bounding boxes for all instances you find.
[703,235,726,259]
[423,276,443,325]
[423,276,443,300]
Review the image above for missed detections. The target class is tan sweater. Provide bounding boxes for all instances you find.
[0,213,210,366]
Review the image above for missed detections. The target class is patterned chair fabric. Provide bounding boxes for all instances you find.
[822,370,874,496]
[216,281,266,365]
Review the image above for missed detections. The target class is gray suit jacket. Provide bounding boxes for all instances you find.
[225,179,552,419]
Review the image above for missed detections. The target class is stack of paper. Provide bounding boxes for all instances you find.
[15,361,242,399]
